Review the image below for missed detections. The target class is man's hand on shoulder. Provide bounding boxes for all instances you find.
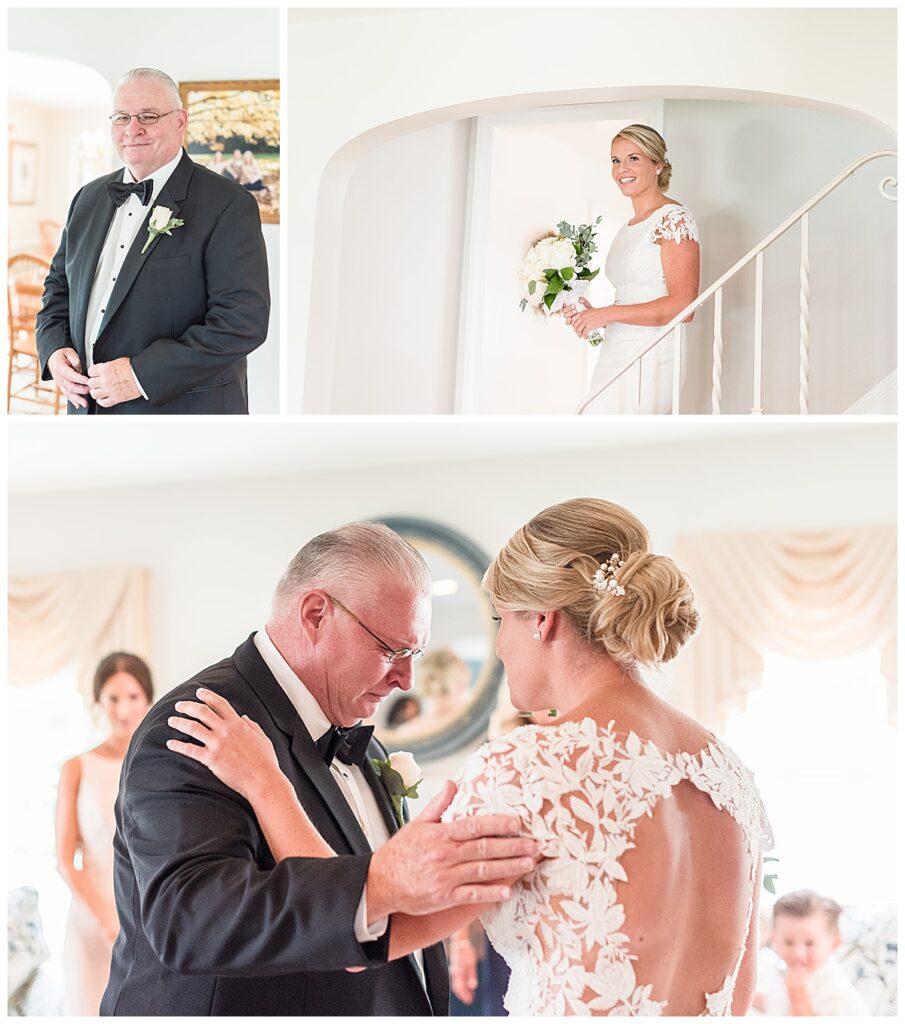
[89,357,143,407]
[47,348,91,409]
[366,780,539,920]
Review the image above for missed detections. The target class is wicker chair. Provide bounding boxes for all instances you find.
[7,254,62,414]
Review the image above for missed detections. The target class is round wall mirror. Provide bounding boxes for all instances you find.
[372,516,503,761]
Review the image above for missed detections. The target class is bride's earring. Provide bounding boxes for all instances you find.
[533,631,542,641]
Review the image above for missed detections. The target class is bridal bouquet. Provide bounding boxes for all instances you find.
[519,216,604,346]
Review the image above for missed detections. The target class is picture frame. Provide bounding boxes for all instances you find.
[179,79,280,224]
[9,142,38,206]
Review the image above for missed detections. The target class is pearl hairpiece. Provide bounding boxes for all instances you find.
[593,553,625,596]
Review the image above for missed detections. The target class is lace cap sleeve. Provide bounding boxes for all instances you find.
[443,727,540,826]
[650,204,699,245]
[755,789,775,854]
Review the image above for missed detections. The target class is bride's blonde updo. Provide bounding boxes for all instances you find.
[614,124,672,191]
[484,498,698,667]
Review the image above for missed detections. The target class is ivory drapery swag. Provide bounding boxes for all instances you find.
[674,527,896,731]
[8,567,151,706]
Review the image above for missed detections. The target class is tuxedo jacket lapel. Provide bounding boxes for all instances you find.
[361,755,401,838]
[288,727,374,857]
[233,636,373,858]
[95,151,194,344]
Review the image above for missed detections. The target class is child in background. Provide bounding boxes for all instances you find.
[755,889,870,1015]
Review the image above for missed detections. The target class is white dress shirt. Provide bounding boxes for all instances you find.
[252,626,391,945]
[84,148,184,397]
[756,947,871,1015]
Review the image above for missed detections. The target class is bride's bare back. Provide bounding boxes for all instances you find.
[619,774,757,1014]
[446,698,772,1016]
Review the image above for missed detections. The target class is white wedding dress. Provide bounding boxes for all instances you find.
[445,717,772,1016]
[582,204,699,414]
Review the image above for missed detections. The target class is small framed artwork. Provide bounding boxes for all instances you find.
[179,79,280,224]
[9,142,38,205]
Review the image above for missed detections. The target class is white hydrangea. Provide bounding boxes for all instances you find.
[520,234,577,307]
[533,236,577,271]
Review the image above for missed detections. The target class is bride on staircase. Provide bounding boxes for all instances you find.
[565,125,701,414]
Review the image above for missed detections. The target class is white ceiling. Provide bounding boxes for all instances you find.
[8,51,111,110]
[7,419,847,496]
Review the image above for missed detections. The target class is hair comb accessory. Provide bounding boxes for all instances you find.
[593,553,625,596]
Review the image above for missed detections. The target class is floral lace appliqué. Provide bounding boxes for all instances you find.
[650,205,699,245]
[444,718,772,1017]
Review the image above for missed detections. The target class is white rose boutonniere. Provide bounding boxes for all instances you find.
[371,750,422,827]
[142,205,185,254]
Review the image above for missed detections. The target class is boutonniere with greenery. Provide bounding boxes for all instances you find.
[371,750,422,828]
[142,205,184,254]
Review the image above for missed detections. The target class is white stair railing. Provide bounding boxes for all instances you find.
[576,150,897,415]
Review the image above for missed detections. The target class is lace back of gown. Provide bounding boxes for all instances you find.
[445,718,772,1016]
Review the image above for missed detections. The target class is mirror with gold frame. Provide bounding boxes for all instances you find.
[373,516,503,761]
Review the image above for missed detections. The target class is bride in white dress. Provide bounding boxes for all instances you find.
[564,125,701,414]
[169,498,771,1016]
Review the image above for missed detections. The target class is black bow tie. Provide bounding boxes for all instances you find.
[106,178,153,207]
[317,723,375,769]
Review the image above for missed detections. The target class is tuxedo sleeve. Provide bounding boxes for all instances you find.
[120,715,390,977]
[129,188,270,405]
[36,190,81,378]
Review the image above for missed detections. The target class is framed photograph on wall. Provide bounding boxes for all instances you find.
[179,79,280,224]
[9,142,38,205]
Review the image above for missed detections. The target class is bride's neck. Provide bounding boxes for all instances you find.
[631,187,666,221]
[552,654,647,721]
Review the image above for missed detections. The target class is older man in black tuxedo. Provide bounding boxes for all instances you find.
[101,522,536,1015]
[36,67,269,414]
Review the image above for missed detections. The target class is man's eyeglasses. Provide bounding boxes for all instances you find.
[110,110,180,127]
[326,593,425,664]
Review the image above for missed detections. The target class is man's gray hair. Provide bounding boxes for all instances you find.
[116,68,182,109]
[273,522,431,609]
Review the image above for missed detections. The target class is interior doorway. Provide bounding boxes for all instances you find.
[457,101,663,413]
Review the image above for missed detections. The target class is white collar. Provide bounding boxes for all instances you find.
[253,625,332,742]
[124,146,183,187]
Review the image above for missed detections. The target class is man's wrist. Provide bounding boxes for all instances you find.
[355,882,388,942]
[129,361,149,400]
[365,847,396,925]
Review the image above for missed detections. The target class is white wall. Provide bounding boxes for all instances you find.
[289,7,897,411]
[8,8,279,88]
[332,120,471,414]
[665,100,896,413]
[9,423,895,735]
[8,8,281,414]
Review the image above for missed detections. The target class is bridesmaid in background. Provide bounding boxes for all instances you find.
[55,653,153,1014]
